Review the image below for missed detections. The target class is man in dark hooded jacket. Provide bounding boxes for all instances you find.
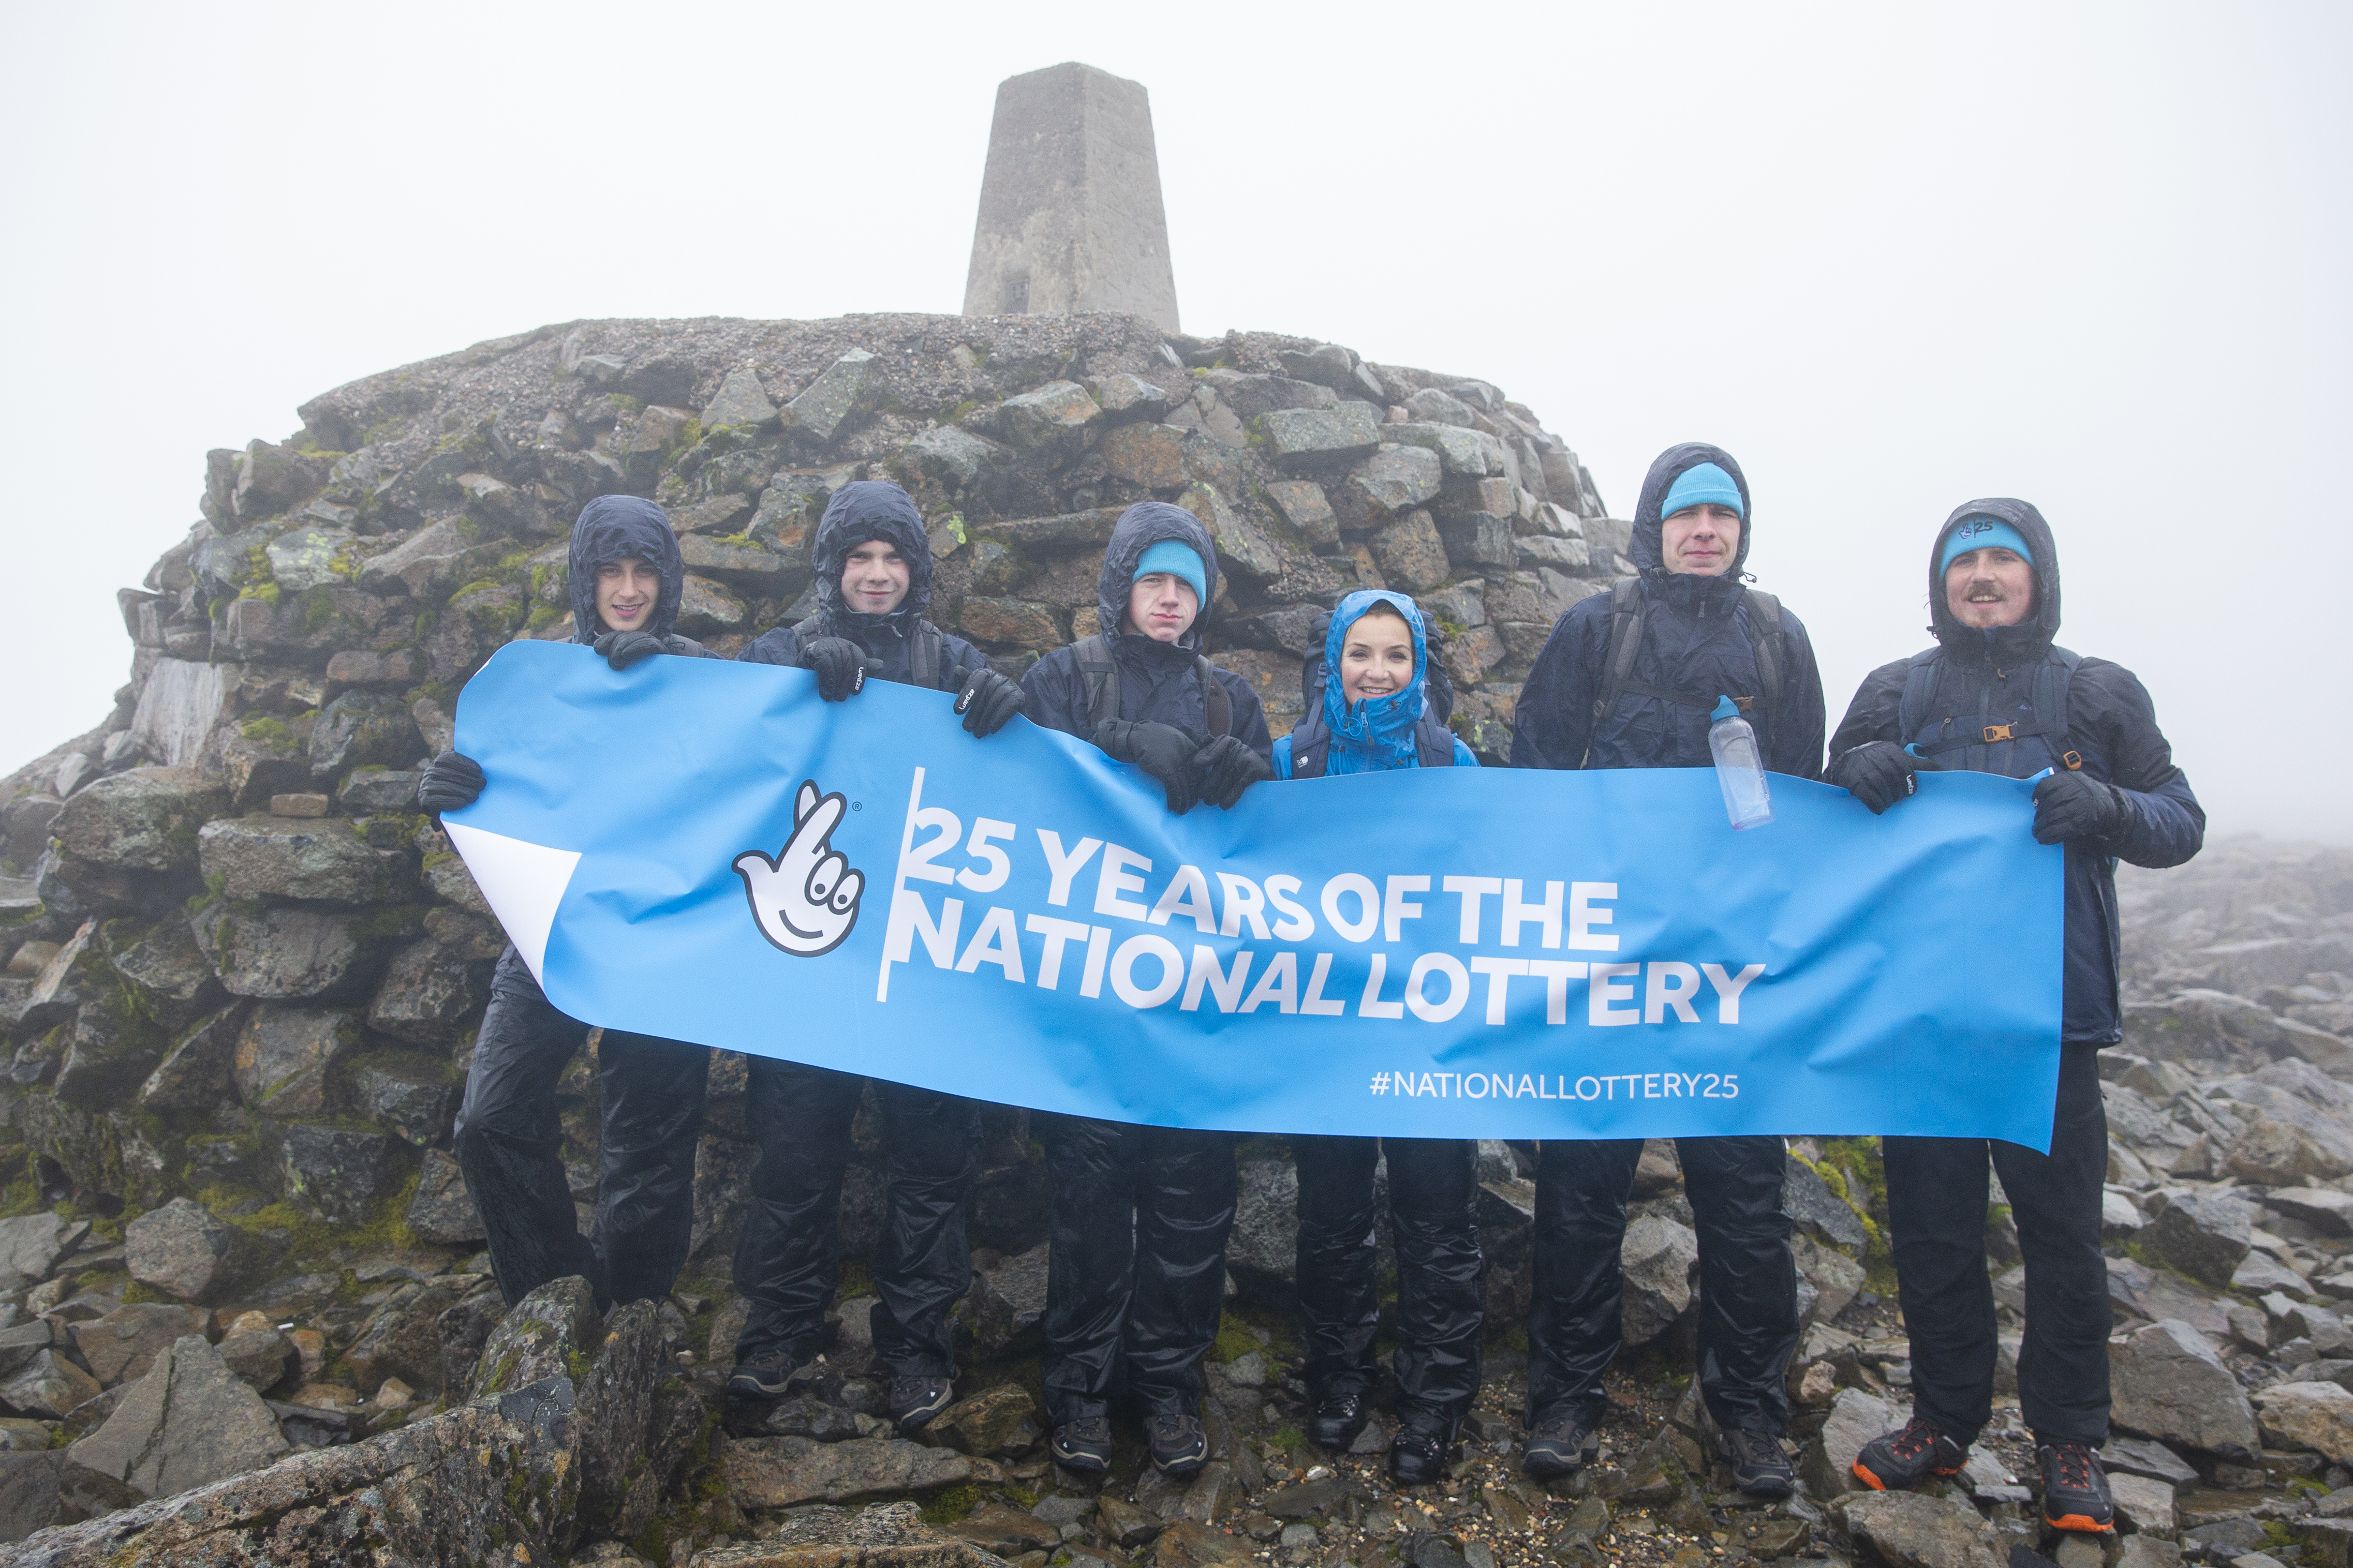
[415,494,719,1314]
[1018,502,1272,1480]
[1508,443,1824,1498]
[726,481,1022,1433]
[1832,502,2202,1534]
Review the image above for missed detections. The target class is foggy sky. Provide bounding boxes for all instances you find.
[3,3,2345,840]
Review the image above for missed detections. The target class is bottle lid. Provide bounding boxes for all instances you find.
[1710,695,1740,722]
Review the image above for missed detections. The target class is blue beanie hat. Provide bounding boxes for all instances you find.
[1660,461,1743,519]
[1134,539,1207,607]
[1938,516,2035,575]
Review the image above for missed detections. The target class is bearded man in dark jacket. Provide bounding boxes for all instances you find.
[726,481,1022,1433]
[1017,501,1272,1482]
[416,495,720,1314]
[1834,502,2202,1535]
[1508,443,1824,1498]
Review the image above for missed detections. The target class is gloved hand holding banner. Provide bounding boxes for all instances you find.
[445,640,2065,1148]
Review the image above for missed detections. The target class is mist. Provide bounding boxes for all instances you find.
[3,2,2343,838]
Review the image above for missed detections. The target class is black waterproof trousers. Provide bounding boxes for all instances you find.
[1043,1118,1239,1425]
[1528,1135,1796,1436]
[1294,1136,1485,1428]
[731,1058,980,1378]
[1884,1044,2111,1446]
[454,947,711,1311]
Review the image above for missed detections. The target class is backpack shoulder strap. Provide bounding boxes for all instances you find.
[1742,589,1785,715]
[1591,576,1646,719]
[1196,657,1233,740]
[2044,646,2083,769]
[1896,647,1945,745]
[1075,634,1120,730]
[1415,710,1460,768]
[910,621,945,690]
[1286,711,1330,779]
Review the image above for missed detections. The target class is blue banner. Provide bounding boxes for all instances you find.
[446,640,2065,1148]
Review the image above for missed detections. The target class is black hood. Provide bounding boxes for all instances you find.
[1927,497,2061,665]
[1630,441,1752,614]
[810,481,934,631]
[1097,502,1220,654]
[569,495,684,641]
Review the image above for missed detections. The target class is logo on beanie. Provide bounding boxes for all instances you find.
[1955,518,2001,541]
[735,780,864,958]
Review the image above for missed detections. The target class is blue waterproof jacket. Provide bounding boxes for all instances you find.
[1508,443,1825,778]
[1020,502,1272,757]
[737,481,986,690]
[1272,590,1477,777]
[1829,499,2203,1044]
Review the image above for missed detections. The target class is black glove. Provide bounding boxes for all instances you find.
[1826,742,1921,815]
[798,636,867,702]
[2032,770,2127,846]
[1195,735,1272,810]
[593,629,667,670]
[951,665,1025,738]
[416,750,485,815]
[1094,720,1202,814]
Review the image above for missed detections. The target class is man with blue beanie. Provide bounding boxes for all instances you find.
[1831,502,2203,1534]
[1271,590,1485,1486]
[1509,443,1825,1498]
[1019,502,1272,1480]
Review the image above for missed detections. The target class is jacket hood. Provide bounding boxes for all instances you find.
[811,481,934,630]
[1632,442,1753,579]
[1927,497,2062,664]
[569,495,684,641]
[1322,590,1432,768]
[1098,502,1220,654]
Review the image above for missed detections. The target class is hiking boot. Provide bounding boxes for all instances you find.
[1147,1411,1209,1478]
[1308,1390,1370,1453]
[887,1376,956,1433]
[1852,1414,1969,1491]
[1722,1427,1795,1498]
[726,1347,811,1401]
[1387,1410,1453,1487]
[1050,1415,1113,1474]
[2039,1440,2115,1533]
[1520,1408,1598,1480]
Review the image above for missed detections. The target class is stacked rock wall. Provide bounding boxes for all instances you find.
[0,309,1621,1317]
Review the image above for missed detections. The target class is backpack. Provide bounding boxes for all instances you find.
[1896,645,2086,778]
[1285,607,1460,777]
[1074,634,1232,739]
[1585,577,1786,766]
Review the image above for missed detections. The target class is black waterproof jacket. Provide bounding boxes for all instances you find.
[567,494,708,654]
[737,481,983,690]
[1829,499,2202,1045]
[1508,443,1825,778]
[1020,502,1272,758]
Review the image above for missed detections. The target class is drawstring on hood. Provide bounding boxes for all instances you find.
[1632,442,1754,618]
[1926,498,2062,668]
[569,495,685,643]
[1319,590,1434,774]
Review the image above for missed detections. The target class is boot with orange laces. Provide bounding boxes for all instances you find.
[2038,1440,2114,1533]
[1851,1413,1966,1491]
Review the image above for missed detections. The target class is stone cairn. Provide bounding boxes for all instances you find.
[0,311,2349,1568]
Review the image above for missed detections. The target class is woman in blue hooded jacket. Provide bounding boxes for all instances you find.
[1272,591,1485,1488]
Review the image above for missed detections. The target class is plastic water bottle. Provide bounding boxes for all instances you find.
[1709,695,1774,830]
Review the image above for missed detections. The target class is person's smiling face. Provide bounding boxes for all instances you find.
[1944,546,2035,629]
[840,540,911,615]
[595,558,661,632]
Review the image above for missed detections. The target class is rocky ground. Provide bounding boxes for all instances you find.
[0,311,2346,1565]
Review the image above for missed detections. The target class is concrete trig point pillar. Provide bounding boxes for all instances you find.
[963,62,1181,334]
